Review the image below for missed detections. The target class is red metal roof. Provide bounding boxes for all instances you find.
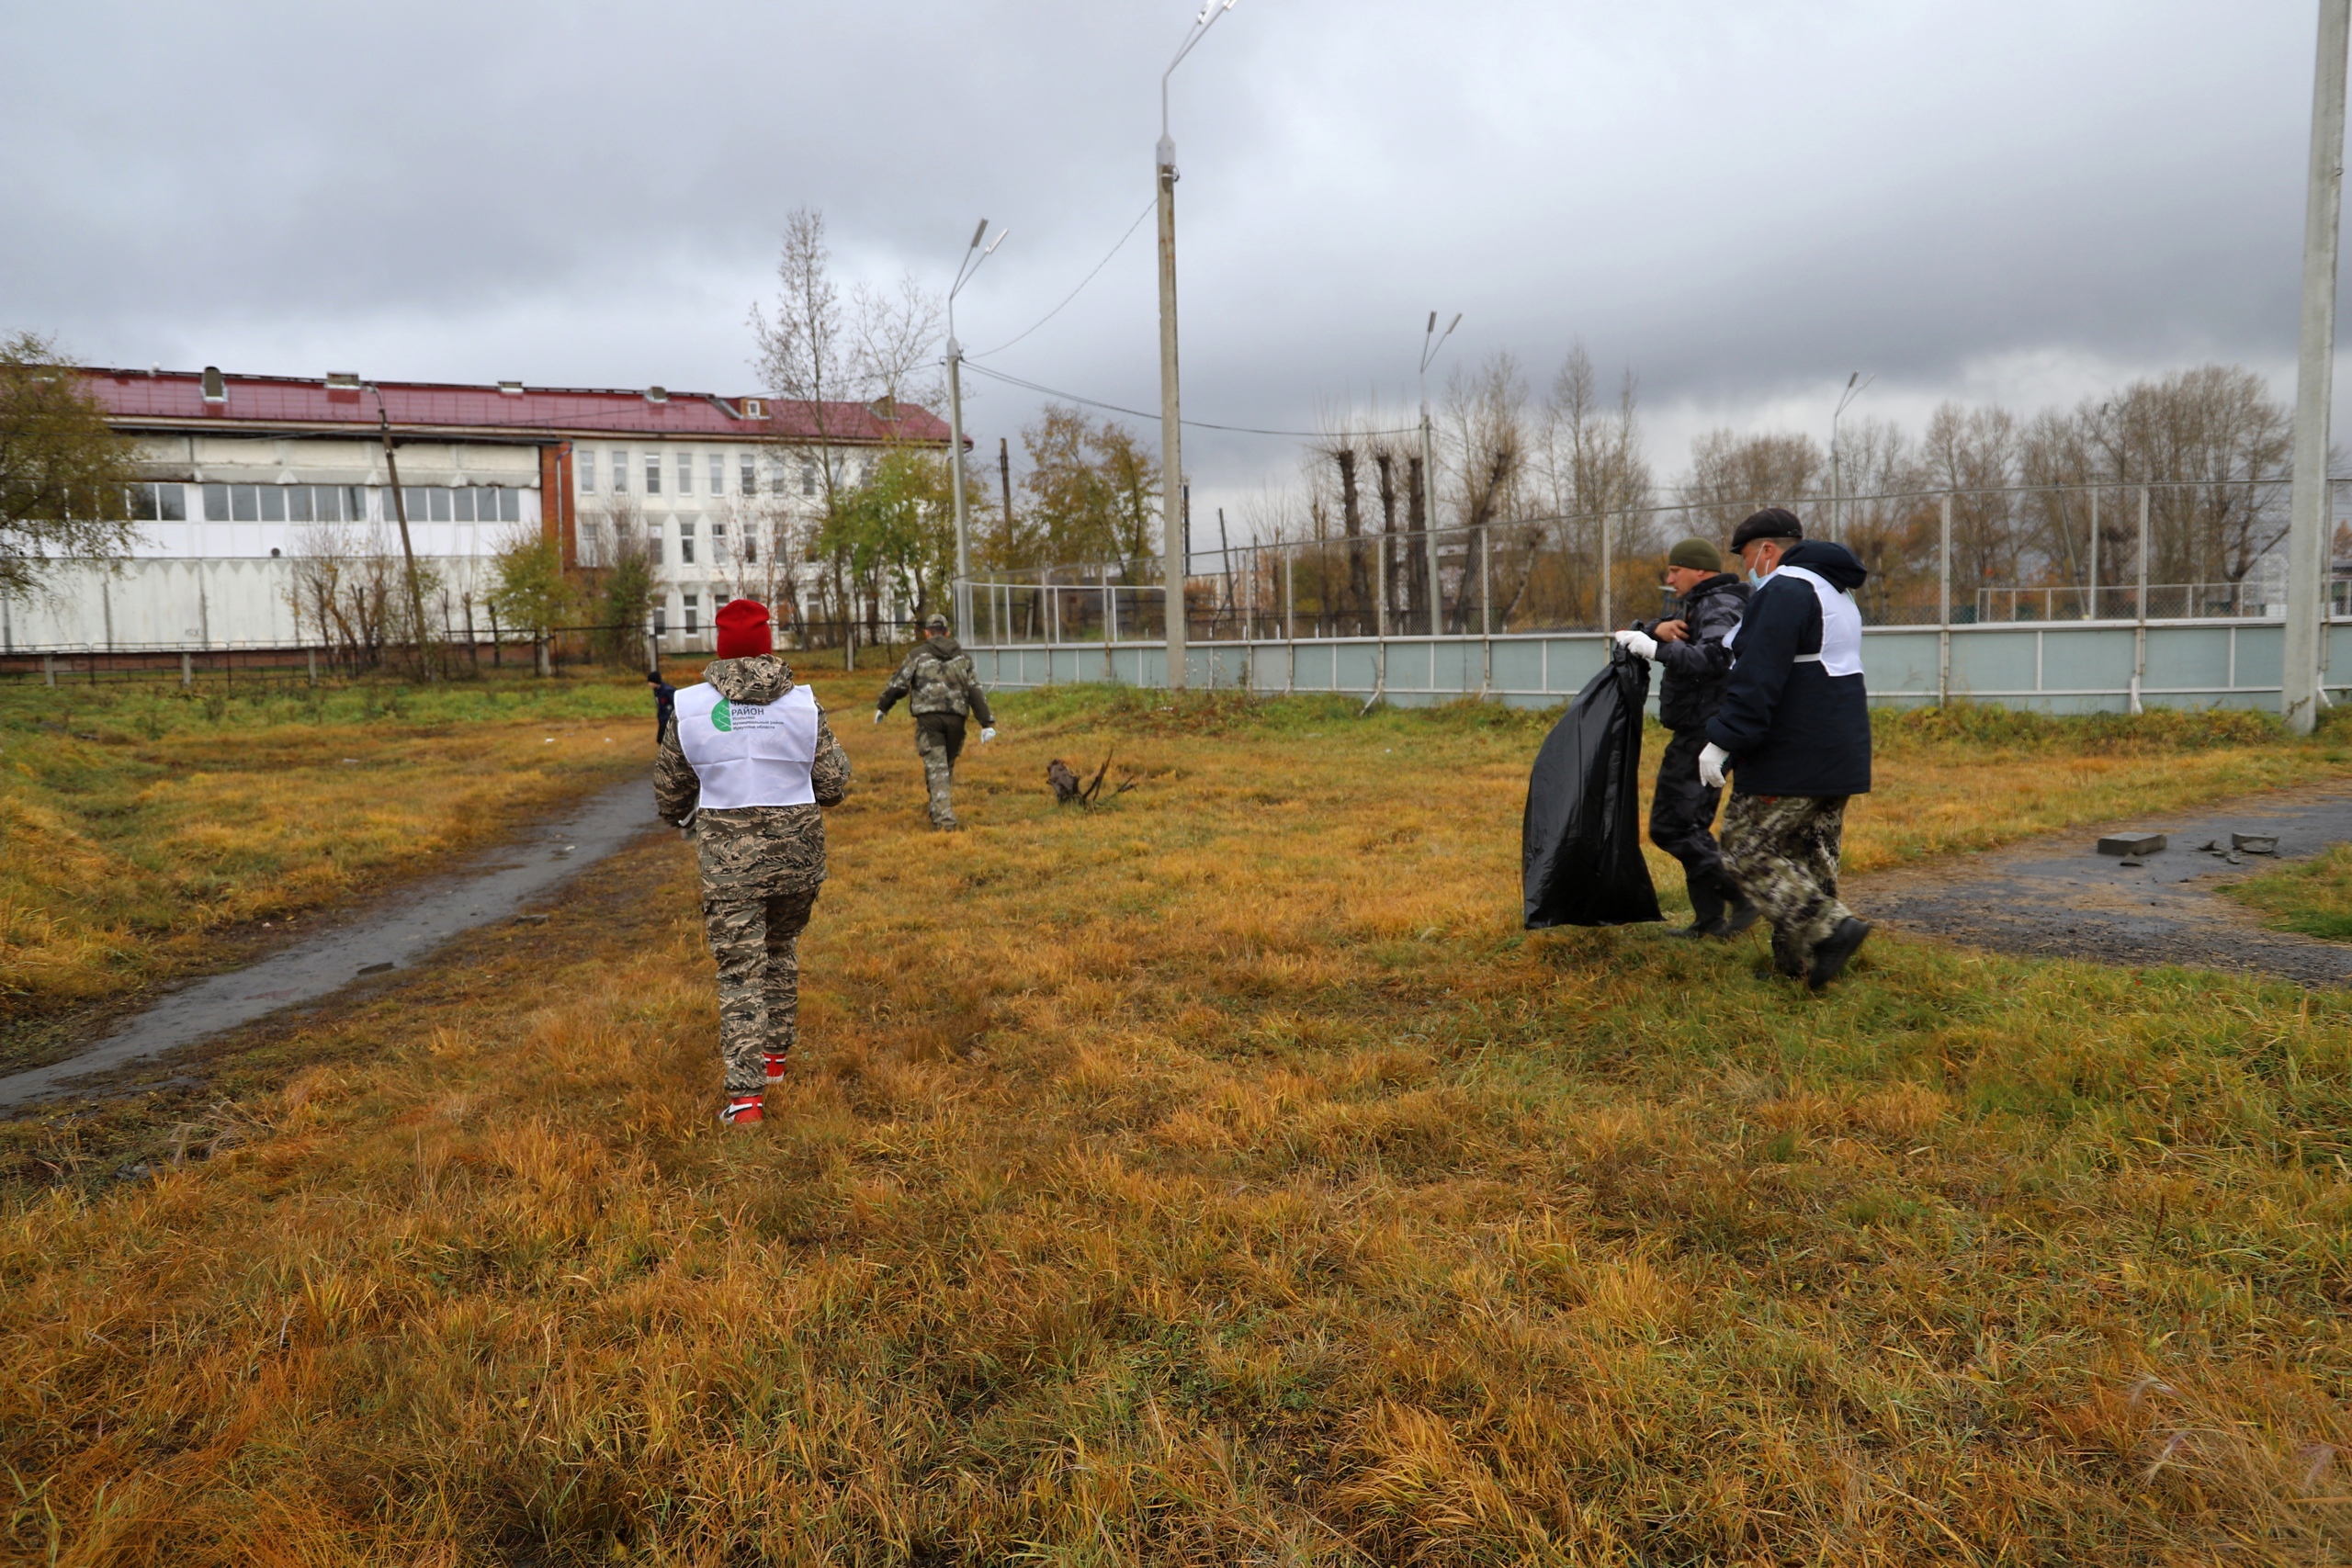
[82,368,951,446]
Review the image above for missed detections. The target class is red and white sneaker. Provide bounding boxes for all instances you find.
[763,1052,790,1085]
[719,1094,763,1124]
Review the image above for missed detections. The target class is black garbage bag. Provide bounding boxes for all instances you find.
[1522,645,1663,929]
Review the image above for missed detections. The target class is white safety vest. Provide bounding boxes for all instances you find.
[673,682,819,808]
[1724,565,1863,677]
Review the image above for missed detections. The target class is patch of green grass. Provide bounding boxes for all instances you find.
[2229,842,2352,941]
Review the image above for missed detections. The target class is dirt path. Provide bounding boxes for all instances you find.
[1852,780,2352,986]
[0,777,664,1109]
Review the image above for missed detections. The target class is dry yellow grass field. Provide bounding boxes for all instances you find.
[0,678,649,1050]
[6,687,2352,1564]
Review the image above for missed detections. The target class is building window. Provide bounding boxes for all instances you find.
[126,482,188,522]
[645,452,662,495]
[800,459,816,497]
[202,483,229,521]
[711,454,726,496]
[678,452,695,495]
[743,525,758,566]
[258,486,288,523]
[648,521,664,563]
[578,451,595,493]
[711,522,729,565]
[613,449,628,492]
[229,485,261,522]
[683,593,699,635]
[741,455,756,496]
[653,604,667,636]
[679,520,696,566]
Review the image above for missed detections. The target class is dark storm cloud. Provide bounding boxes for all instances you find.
[0,0,2335,502]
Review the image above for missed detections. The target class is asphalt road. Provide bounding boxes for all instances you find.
[0,777,663,1109]
[1853,781,2352,987]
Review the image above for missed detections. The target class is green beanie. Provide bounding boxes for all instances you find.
[1667,537,1723,572]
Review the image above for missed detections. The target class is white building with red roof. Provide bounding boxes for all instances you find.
[7,366,950,656]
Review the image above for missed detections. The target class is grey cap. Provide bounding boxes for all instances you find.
[922,613,950,632]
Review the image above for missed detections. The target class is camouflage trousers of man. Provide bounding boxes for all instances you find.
[1721,794,1852,972]
[914,714,967,829]
[701,886,820,1095]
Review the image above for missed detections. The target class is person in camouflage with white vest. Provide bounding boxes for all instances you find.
[874,612,997,829]
[656,598,851,1125]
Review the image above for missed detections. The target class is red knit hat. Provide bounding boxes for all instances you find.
[714,599,773,660]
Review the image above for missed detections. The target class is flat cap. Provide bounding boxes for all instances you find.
[1730,507,1804,551]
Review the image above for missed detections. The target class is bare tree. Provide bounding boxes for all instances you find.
[1538,346,1655,626]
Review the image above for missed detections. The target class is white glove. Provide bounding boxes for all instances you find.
[872,710,885,726]
[979,727,997,743]
[1699,742,1730,790]
[1612,628,1658,660]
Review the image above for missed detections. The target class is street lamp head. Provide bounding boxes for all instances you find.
[968,218,989,251]
[983,227,1009,256]
[1426,310,1438,335]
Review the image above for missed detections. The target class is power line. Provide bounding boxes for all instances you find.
[961,361,1417,440]
[967,200,1156,361]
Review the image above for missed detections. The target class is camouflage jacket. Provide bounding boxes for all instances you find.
[876,636,994,726]
[654,654,852,897]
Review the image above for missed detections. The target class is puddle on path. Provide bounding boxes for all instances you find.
[0,779,662,1109]
[1855,782,2352,986]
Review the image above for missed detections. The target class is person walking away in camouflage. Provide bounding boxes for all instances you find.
[1611,536,1758,939]
[1701,509,1874,990]
[874,612,996,829]
[656,598,851,1124]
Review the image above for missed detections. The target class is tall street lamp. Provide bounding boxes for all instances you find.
[1158,0,1239,691]
[946,218,1007,637]
[1828,370,1872,543]
[1419,310,1461,635]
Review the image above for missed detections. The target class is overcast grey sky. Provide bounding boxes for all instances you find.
[2,1,2340,534]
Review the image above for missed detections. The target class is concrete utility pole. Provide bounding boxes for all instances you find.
[1419,310,1461,635]
[1158,0,1240,690]
[371,394,435,682]
[2287,0,2351,734]
[945,218,1007,638]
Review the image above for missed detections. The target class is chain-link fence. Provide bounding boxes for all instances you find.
[962,478,2328,646]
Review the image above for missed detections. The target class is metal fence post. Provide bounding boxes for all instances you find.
[307,646,317,686]
[43,652,54,687]
[1939,493,1952,705]
[181,651,193,689]
[2132,485,2151,715]
[2088,487,2099,619]
[1284,549,1295,694]
[1480,525,1494,696]
[1599,512,1613,632]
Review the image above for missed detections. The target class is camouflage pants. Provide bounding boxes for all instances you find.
[1721,794,1852,964]
[914,715,966,829]
[701,886,819,1095]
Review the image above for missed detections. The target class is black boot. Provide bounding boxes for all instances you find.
[1717,874,1762,937]
[1676,873,1727,938]
[1807,918,1872,991]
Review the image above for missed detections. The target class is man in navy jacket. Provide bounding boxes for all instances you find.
[1700,508,1873,988]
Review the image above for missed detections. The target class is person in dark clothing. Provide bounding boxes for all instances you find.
[1700,508,1874,989]
[1611,537,1757,937]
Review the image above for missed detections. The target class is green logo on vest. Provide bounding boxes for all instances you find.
[710,697,732,732]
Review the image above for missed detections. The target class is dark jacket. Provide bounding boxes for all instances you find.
[1645,573,1747,731]
[1703,540,1871,797]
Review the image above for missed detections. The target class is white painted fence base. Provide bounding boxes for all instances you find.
[967,619,2352,716]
